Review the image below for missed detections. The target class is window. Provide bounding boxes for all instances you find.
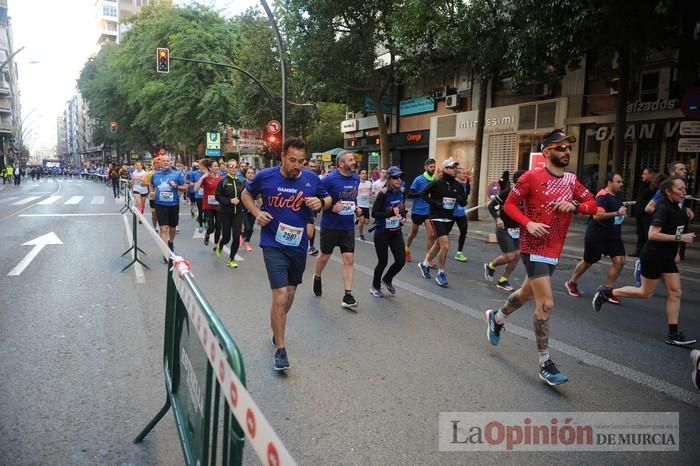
[640,71,659,102]
[103,5,117,17]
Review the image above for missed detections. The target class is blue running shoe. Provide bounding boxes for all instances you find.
[435,271,448,287]
[274,348,290,371]
[418,262,431,279]
[485,309,504,345]
[633,259,641,287]
[538,359,569,386]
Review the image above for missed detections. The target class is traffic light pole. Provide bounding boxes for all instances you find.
[260,0,287,143]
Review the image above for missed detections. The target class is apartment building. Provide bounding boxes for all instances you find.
[0,0,20,169]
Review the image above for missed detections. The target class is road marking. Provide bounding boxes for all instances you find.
[8,232,63,276]
[122,213,146,284]
[91,195,105,205]
[221,245,245,262]
[10,196,40,205]
[65,196,83,204]
[0,196,18,205]
[19,213,121,217]
[331,256,700,408]
[37,195,63,205]
[192,228,205,239]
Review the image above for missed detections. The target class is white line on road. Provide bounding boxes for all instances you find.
[19,213,121,217]
[122,213,145,284]
[0,196,18,205]
[65,196,83,204]
[10,196,40,205]
[91,195,105,205]
[37,195,62,205]
[332,256,700,408]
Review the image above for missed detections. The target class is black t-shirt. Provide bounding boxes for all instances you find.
[641,197,686,258]
[586,191,623,240]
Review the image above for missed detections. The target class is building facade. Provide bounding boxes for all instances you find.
[0,0,20,169]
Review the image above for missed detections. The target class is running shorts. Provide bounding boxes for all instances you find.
[430,219,454,238]
[155,205,179,227]
[640,252,678,280]
[496,228,520,253]
[262,247,306,289]
[521,253,557,279]
[411,213,429,225]
[320,228,355,254]
[583,237,625,264]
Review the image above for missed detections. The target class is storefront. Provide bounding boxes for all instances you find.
[389,129,430,182]
[429,97,570,203]
[342,115,385,172]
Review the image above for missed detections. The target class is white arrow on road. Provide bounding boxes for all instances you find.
[8,232,63,276]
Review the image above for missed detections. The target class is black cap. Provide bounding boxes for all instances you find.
[541,129,576,149]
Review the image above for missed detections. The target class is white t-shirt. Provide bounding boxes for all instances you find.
[371,178,386,196]
[357,180,372,208]
[132,169,148,193]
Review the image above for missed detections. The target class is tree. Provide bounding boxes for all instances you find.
[306,102,346,153]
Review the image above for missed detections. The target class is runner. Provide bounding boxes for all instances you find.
[483,169,526,291]
[405,158,437,263]
[370,166,407,298]
[241,167,257,252]
[484,129,598,386]
[150,154,186,252]
[452,167,471,262]
[215,159,246,268]
[143,157,160,229]
[592,176,696,346]
[306,160,322,255]
[313,150,363,309]
[130,161,148,214]
[357,168,373,241]
[241,137,330,371]
[564,173,627,301]
[417,159,467,287]
[186,162,205,232]
[194,159,222,248]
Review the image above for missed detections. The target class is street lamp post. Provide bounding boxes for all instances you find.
[259,0,287,144]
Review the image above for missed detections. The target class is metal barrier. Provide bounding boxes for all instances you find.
[123,200,295,465]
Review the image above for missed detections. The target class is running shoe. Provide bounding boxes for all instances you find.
[342,293,359,309]
[538,359,569,386]
[691,350,700,391]
[215,247,223,257]
[190,207,195,217]
[485,309,504,346]
[308,246,319,256]
[435,271,448,287]
[633,259,642,287]
[665,332,697,347]
[204,236,210,246]
[370,287,384,298]
[483,263,495,281]
[245,242,252,252]
[227,260,238,268]
[405,249,412,262]
[454,251,468,262]
[274,348,290,371]
[564,280,581,297]
[176,226,180,233]
[382,280,396,296]
[608,295,621,305]
[359,234,366,241]
[592,286,611,312]
[418,262,431,279]
[313,275,322,297]
[496,279,513,291]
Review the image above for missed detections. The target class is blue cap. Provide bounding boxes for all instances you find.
[387,166,403,177]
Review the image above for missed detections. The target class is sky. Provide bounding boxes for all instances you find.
[9,0,258,154]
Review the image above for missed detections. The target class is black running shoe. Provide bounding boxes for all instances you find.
[592,286,611,312]
[274,348,290,371]
[342,293,358,309]
[665,332,697,347]
[313,275,322,297]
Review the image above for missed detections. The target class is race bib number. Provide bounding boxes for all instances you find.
[442,197,456,210]
[158,191,174,202]
[386,216,400,230]
[614,215,624,225]
[275,222,303,247]
[207,194,219,206]
[530,254,558,265]
[508,227,520,239]
[339,201,356,216]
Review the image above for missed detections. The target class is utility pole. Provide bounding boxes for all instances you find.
[260,0,287,144]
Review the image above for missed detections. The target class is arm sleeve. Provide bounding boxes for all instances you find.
[408,178,422,199]
[215,179,230,205]
[421,181,442,209]
[487,190,506,219]
[371,192,387,219]
[573,179,598,215]
[502,177,531,226]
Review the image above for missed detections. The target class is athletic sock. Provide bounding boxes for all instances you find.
[498,276,508,283]
[168,241,174,252]
[438,269,445,274]
[488,262,496,270]
[422,260,430,267]
[344,289,352,295]
[669,324,679,336]
[495,309,507,324]
[538,351,550,366]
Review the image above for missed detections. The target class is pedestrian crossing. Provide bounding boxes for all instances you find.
[4,195,121,206]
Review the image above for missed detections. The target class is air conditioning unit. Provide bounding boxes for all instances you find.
[345,111,355,120]
[445,94,460,109]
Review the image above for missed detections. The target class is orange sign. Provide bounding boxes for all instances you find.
[406,133,423,143]
[529,152,545,170]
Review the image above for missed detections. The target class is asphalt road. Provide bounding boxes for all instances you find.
[1,176,699,465]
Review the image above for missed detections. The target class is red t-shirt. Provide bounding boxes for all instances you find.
[201,175,222,210]
[504,168,596,259]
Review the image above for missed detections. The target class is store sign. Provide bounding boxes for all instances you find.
[680,121,700,136]
[678,138,700,153]
[406,133,423,143]
[399,96,435,116]
[626,99,679,113]
[341,119,358,132]
[529,152,545,170]
[454,106,519,139]
[681,87,700,119]
[365,96,392,114]
[595,121,683,141]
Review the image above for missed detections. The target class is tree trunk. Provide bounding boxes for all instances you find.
[372,92,391,169]
[612,45,630,176]
[468,77,489,221]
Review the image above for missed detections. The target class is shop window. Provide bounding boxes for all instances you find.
[536,102,556,128]
[640,71,659,102]
[436,114,456,138]
[519,105,536,130]
[487,133,518,185]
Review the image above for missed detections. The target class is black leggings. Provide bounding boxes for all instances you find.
[373,230,406,288]
[219,210,243,259]
[455,216,468,251]
[242,211,255,242]
[205,209,221,244]
[195,198,204,226]
[111,178,119,197]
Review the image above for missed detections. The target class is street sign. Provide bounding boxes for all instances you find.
[678,138,700,153]
[206,131,221,157]
[266,120,281,134]
[680,121,700,136]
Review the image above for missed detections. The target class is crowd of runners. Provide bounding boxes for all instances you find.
[114,132,698,388]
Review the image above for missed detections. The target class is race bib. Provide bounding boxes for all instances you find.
[442,197,456,210]
[197,188,204,196]
[508,227,520,239]
[275,222,303,247]
[158,191,174,202]
[614,215,624,225]
[339,201,356,216]
[207,194,219,206]
[386,216,400,230]
[530,254,558,265]
[676,225,685,237]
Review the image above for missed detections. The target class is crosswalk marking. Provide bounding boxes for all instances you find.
[65,196,83,204]
[11,196,40,205]
[38,195,63,205]
[91,196,105,205]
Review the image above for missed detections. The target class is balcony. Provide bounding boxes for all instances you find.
[0,101,11,113]
[0,80,10,96]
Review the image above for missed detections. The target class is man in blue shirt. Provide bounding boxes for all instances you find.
[312,151,363,309]
[405,158,436,263]
[185,162,204,231]
[150,154,186,252]
[241,137,330,371]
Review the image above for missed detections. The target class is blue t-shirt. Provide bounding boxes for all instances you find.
[586,191,624,239]
[187,170,204,198]
[151,169,185,206]
[374,187,406,234]
[320,170,360,231]
[453,182,471,217]
[409,173,433,215]
[245,167,328,253]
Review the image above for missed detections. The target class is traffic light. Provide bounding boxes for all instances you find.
[110,121,118,133]
[156,47,169,73]
[267,134,279,149]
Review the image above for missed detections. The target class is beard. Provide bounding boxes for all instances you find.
[550,155,569,168]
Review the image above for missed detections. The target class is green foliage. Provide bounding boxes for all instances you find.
[306,102,346,153]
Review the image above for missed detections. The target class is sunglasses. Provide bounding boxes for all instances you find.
[550,145,573,152]
[389,175,402,180]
